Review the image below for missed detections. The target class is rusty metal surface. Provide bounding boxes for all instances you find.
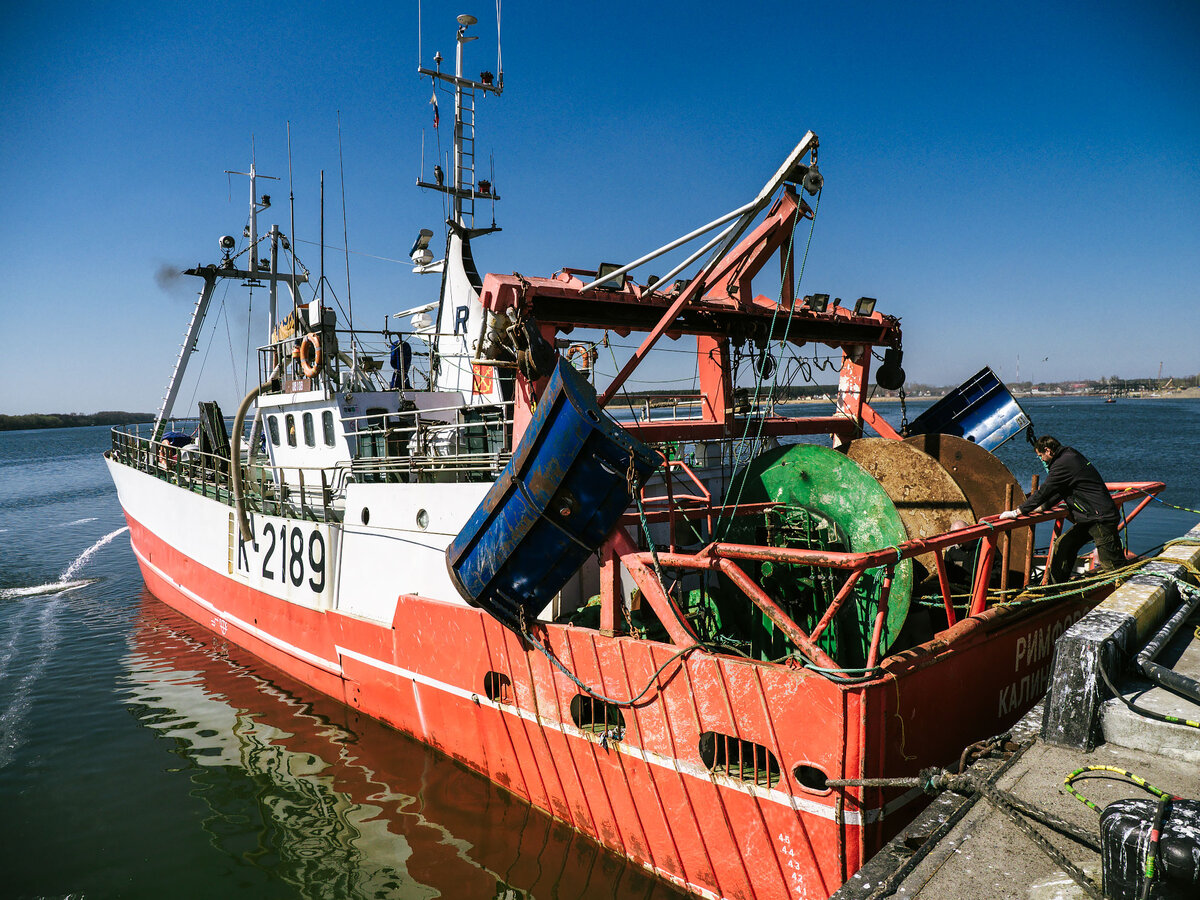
[846,438,974,579]
[903,432,1030,577]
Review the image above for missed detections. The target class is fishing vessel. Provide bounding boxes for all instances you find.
[105,14,1165,899]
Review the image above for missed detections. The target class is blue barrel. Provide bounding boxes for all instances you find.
[446,358,659,630]
[905,366,1031,451]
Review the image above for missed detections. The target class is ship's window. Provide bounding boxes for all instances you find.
[322,410,336,446]
[267,415,280,446]
[699,731,781,788]
[569,695,624,735]
[794,764,830,793]
[303,412,315,447]
[285,414,297,447]
[483,671,512,704]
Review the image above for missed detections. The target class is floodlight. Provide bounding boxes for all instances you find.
[853,297,877,316]
[595,262,626,291]
[806,293,829,312]
[410,228,434,265]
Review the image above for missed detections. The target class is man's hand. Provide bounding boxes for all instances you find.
[997,509,1020,521]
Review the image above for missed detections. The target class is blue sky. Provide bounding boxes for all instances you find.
[1,1,1197,414]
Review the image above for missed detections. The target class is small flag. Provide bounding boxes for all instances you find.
[472,362,494,396]
[430,87,439,128]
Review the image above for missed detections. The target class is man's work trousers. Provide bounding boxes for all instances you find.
[1048,519,1122,584]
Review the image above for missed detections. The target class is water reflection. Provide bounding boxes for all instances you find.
[122,594,682,900]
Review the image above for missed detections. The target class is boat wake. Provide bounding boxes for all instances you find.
[59,526,128,582]
[0,527,128,601]
[49,517,99,529]
[0,526,130,767]
[0,579,96,600]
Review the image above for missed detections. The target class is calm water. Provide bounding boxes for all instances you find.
[0,399,1197,898]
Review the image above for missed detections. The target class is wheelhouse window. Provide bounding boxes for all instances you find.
[322,410,336,447]
[268,415,280,446]
[285,414,297,447]
[303,412,315,447]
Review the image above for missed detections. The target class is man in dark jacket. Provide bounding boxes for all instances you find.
[998,435,1122,583]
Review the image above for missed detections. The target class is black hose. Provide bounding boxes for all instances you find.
[1135,580,1200,706]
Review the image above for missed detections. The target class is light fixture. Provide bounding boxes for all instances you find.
[595,262,626,291]
[409,228,434,266]
[853,297,877,316]
[806,293,830,312]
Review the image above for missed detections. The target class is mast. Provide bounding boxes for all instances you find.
[153,163,305,442]
[416,13,504,404]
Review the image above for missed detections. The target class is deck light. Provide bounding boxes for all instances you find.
[410,228,434,265]
[853,297,876,316]
[806,293,829,312]
[596,263,626,291]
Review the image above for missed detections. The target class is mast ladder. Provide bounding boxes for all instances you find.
[457,84,477,228]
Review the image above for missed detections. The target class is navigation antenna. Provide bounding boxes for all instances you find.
[417,12,503,233]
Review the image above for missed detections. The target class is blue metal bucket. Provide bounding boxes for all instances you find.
[905,366,1031,451]
[446,358,659,630]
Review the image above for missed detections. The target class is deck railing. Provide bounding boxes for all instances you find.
[610,481,1167,673]
[109,423,345,523]
[342,402,514,482]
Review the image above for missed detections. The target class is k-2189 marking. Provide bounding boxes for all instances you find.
[236,518,326,592]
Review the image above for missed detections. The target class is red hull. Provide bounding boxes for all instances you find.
[125,510,1095,899]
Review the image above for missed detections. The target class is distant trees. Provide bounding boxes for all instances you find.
[0,411,154,431]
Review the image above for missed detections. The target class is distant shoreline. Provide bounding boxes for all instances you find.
[4,388,1197,431]
[0,412,154,432]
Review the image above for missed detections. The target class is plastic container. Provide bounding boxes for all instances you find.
[905,366,1030,451]
[446,358,658,630]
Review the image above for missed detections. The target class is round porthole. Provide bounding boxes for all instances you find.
[416,509,429,530]
[794,764,830,793]
[361,507,370,525]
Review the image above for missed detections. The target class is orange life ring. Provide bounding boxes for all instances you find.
[300,333,322,376]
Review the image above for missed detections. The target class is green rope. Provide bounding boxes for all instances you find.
[1136,489,1200,517]
[1063,765,1176,815]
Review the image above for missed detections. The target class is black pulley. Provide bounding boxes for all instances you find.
[876,346,905,390]
[802,164,823,196]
